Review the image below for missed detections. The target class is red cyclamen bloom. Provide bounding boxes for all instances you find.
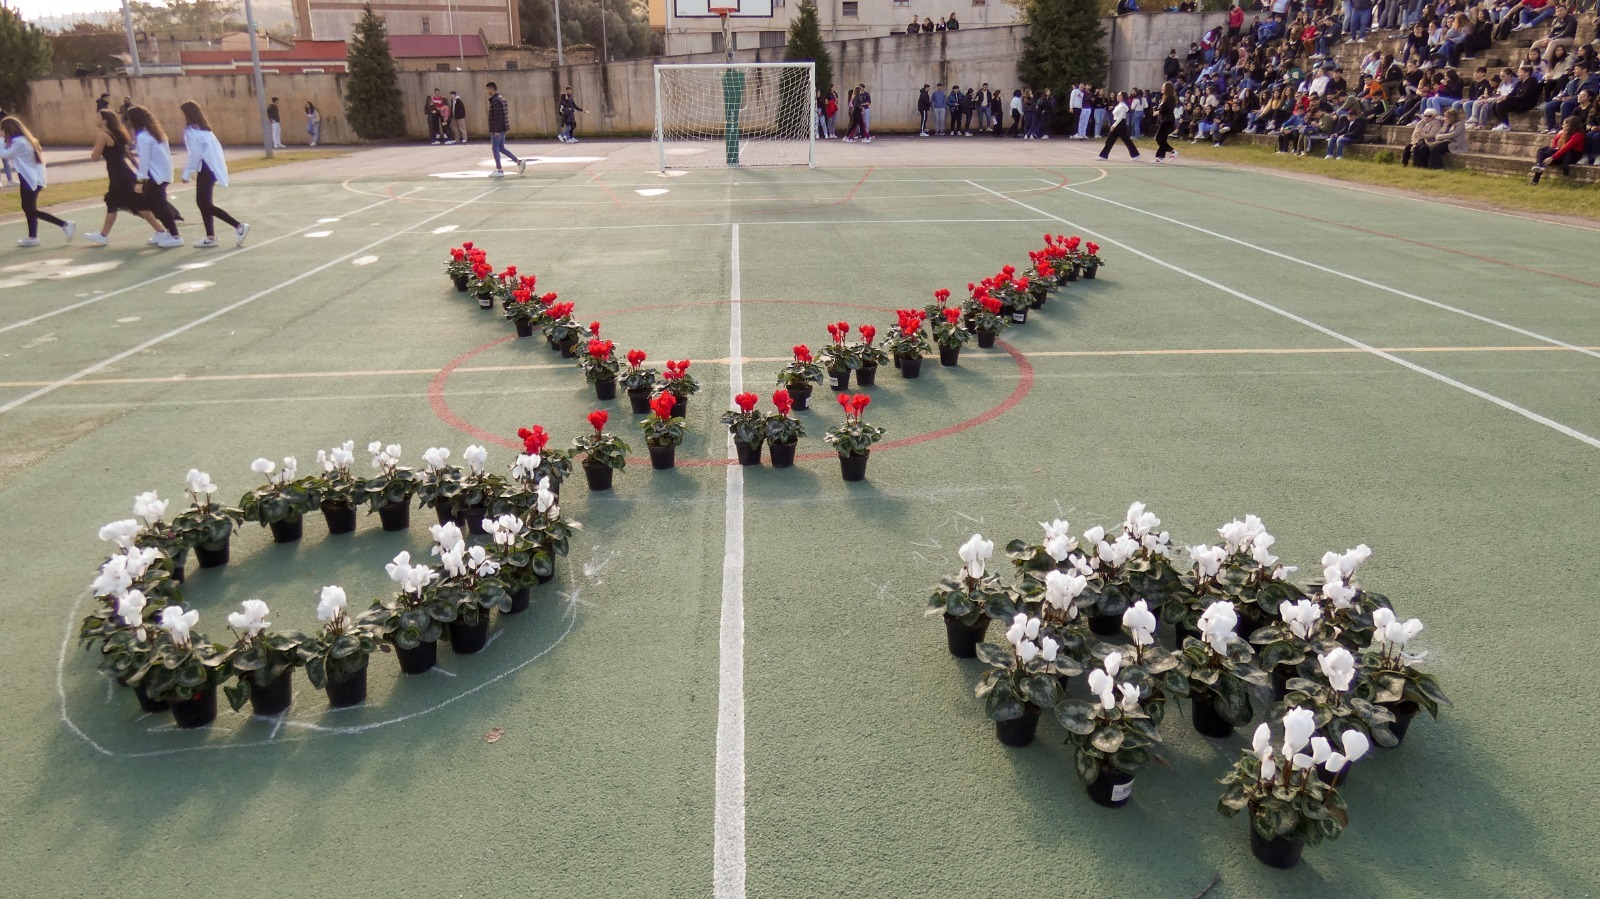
[859,324,876,344]
[1016,275,1030,291]
[1001,264,1015,276]
[627,349,647,367]
[589,321,601,337]
[851,394,870,416]
[734,392,758,413]
[934,288,951,303]
[1064,236,1081,250]
[837,392,852,411]
[513,289,532,304]
[539,292,558,306]
[517,425,550,454]
[1086,242,1100,255]
[461,241,474,250]
[793,344,813,363]
[588,339,613,359]
[502,266,517,278]
[981,296,1003,314]
[650,393,677,419]
[588,409,609,433]
[450,248,465,260]
[772,389,792,416]
[943,307,962,325]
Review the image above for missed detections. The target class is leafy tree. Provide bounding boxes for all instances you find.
[343,4,405,139]
[784,0,832,97]
[1018,0,1107,131]
[0,6,52,111]
[518,0,661,59]
[130,0,244,38]
[48,23,126,78]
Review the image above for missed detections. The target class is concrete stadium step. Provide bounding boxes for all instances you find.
[1234,130,1600,183]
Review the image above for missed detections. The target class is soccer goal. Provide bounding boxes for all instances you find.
[654,62,817,170]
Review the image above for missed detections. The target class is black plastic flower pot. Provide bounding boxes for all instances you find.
[195,538,231,569]
[1084,265,1099,280]
[325,667,368,708]
[449,617,491,654]
[269,518,303,544]
[321,502,357,535]
[939,345,961,367]
[976,332,998,349]
[594,378,618,401]
[995,705,1042,747]
[558,337,578,358]
[508,584,531,614]
[134,683,169,714]
[856,364,877,387]
[433,503,457,526]
[1382,699,1421,746]
[671,396,688,418]
[536,565,555,585]
[838,451,869,482]
[171,689,217,729]
[1086,766,1136,808]
[828,367,851,391]
[171,560,185,584]
[513,319,535,338]
[1249,827,1305,869]
[583,462,614,492]
[1190,692,1236,739]
[1029,291,1047,310]
[452,275,469,292]
[788,385,812,410]
[396,640,438,675]
[900,356,923,379]
[1088,612,1122,637]
[734,440,763,466]
[460,505,488,535]
[943,614,990,658]
[649,443,677,471]
[476,291,494,309]
[628,386,653,414]
[378,502,411,532]
[1010,307,1029,324]
[891,352,904,372]
[1067,264,1081,282]
[769,441,797,468]
[248,671,293,716]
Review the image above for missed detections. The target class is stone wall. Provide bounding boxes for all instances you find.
[1105,11,1229,94]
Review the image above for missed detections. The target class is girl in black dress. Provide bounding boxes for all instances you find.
[81,110,162,246]
[1154,82,1179,161]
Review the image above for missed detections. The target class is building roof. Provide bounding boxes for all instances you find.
[179,41,349,73]
[387,33,489,58]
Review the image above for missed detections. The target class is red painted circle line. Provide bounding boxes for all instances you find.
[427,298,1036,467]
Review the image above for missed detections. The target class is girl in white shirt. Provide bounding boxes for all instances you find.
[179,101,248,248]
[1098,92,1142,160]
[1,116,75,247]
[126,105,183,248]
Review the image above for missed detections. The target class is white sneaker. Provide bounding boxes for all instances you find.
[235,223,250,247]
[920,131,928,137]
[156,234,184,248]
[490,170,506,178]
[1493,123,1511,131]
[62,221,76,241]
[567,138,578,144]
[16,237,40,247]
[148,232,162,245]
[195,236,219,248]
[864,136,873,142]
[517,159,527,175]
[83,231,109,246]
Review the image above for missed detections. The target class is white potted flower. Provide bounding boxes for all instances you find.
[369,550,450,674]
[300,586,386,708]
[361,441,419,531]
[171,469,243,569]
[1358,608,1450,745]
[926,534,1020,657]
[430,522,511,654]
[313,440,361,534]
[238,456,319,543]
[1281,645,1400,754]
[221,599,306,716]
[1177,599,1272,739]
[454,444,506,535]
[415,446,465,526]
[135,606,228,729]
[975,613,1084,747]
[1054,652,1162,808]
[79,545,169,712]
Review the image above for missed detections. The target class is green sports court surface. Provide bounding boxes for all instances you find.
[2,144,1597,897]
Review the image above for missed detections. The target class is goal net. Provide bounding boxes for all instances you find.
[654,62,816,170]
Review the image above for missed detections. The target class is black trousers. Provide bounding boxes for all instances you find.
[1155,120,1176,157]
[196,166,240,237]
[1100,120,1140,158]
[144,181,179,236]
[20,183,66,238]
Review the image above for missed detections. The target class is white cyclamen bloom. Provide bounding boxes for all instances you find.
[91,555,133,598]
[1292,751,1317,770]
[957,534,994,580]
[1309,736,1333,764]
[322,440,355,472]
[1341,729,1371,763]
[1218,514,1266,552]
[511,453,541,481]
[462,444,489,475]
[1017,640,1040,665]
[1122,600,1157,646]
[116,589,148,629]
[1140,531,1172,557]
[397,563,436,596]
[1383,616,1425,649]
[1261,756,1279,781]
[386,550,416,584]
[1197,600,1238,655]
[1319,647,1357,692]
[251,457,275,477]
[1068,553,1096,576]
[1117,683,1141,712]
[535,477,557,515]
[1124,501,1161,538]
[1324,751,1349,773]
[1039,636,1060,663]
[489,514,525,546]
[466,545,500,578]
[439,545,468,578]
[368,441,402,470]
[1251,723,1273,760]
[160,606,200,645]
[1087,668,1116,710]
[1043,533,1075,563]
[1189,544,1226,579]
[1281,707,1317,757]
[1043,570,1086,618]
[1321,544,1372,579]
[1322,577,1358,610]
[132,490,169,525]
[1040,518,1073,541]
[122,546,160,580]
[1279,599,1323,640]
[422,447,451,471]
[1103,651,1123,677]
[1082,525,1106,546]
[185,469,217,496]
[317,586,347,621]
[98,519,141,549]
[429,522,465,556]
[280,456,298,482]
[1250,532,1278,568]
[227,599,272,638]
[1005,613,1041,646]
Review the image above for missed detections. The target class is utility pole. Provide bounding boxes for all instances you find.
[121,0,142,75]
[554,0,564,66]
[243,0,273,158]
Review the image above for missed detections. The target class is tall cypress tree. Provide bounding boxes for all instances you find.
[343,4,405,140]
[0,7,52,112]
[1018,0,1107,129]
[784,0,832,98]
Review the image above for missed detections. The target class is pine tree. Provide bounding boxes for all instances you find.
[1018,0,1107,131]
[343,4,405,140]
[784,0,832,100]
[0,6,52,112]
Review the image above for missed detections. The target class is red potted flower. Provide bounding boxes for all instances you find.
[579,335,620,400]
[932,305,970,366]
[1061,235,1083,280]
[823,393,883,482]
[541,301,582,356]
[720,392,766,466]
[852,324,889,387]
[884,309,930,379]
[765,389,805,468]
[639,392,687,470]
[818,321,861,391]
[468,258,499,309]
[572,409,629,491]
[1076,240,1105,279]
[655,359,700,418]
[445,245,471,291]
[968,290,1009,348]
[776,344,824,410]
[621,349,659,414]
[505,286,541,338]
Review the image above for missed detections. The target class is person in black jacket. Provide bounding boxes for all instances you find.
[557,87,584,142]
[1489,65,1543,130]
[1153,82,1178,161]
[1163,49,1183,82]
[267,97,283,148]
[450,91,468,143]
[484,82,525,176]
[917,84,932,136]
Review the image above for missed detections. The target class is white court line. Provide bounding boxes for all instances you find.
[0,191,414,336]
[0,189,491,417]
[714,222,746,899]
[971,181,1600,451]
[421,218,1048,235]
[1053,181,1600,359]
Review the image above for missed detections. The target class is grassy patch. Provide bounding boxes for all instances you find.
[0,150,348,217]
[1163,141,1600,221]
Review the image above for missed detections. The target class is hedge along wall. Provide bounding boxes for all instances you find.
[23,15,1224,145]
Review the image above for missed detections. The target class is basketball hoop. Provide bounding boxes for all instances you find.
[710,4,737,62]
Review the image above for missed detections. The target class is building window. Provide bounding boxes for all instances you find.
[436,62,450,71]
[759,30,785,47]
[842,0,857,14]
[894,0,909,6]
[505,60,518,69]
[421,15,430,33]
[711,31,727,52]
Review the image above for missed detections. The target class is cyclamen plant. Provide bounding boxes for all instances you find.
[579,338,619,384]
[136,605,226,704]
[975,613,1084,721]
[361,441,419,512]
[313,440,361,506]
[822,393,882,457]
[853,324,889,369]
[512,425,571,493]
[573,409,630,471]
[885,309,930,361]
[931,305,970,349]
[171,469,242,553]
[301,586,385,690]
[776,344,825,393]
[657,359,700,401]
[1056,651,1164,786]
[819,321,860,375]
[720,392,766,448]
[239,456,318,526]
[1179,599,1272,728]
[640,392,688,447]
[220,599,306,711]
[1218,708,1371,859]
[927,534,1018,628]
[765,390,805,446]
[414,446,464,517]
[620,349,658,393]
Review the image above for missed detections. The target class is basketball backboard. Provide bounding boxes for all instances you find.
[673,0,775,17]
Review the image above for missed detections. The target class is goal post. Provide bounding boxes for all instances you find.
[654,62,817,171]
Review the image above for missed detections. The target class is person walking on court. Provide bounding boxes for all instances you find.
[305,101,320,146]
[127,106,183,247]
[267,97,284,148]
[1,115,75,247]
[917,84,932,136]
[1153,82,1179,162]
[179,101,249,248]
[485,82,525,177]
[1098,91,1142,161]
[557,87,584,143]
[450,91,468,143]
[80,110,163,246]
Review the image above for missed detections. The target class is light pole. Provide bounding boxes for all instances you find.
[554,0,565,67]
[243,0,272,158]
[445,0,464,69]
[120,0,142,76]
